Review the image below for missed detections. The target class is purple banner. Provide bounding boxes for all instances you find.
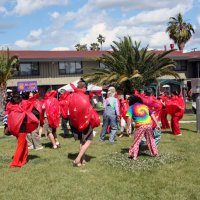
[17,81,38,92]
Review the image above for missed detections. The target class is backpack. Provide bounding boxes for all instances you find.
[45,97,60,128]
[68,92,91,132]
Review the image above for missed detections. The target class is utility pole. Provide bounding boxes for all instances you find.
[191,78,200,133]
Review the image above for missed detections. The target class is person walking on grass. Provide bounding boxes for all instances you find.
[7,92,39,167]
[170,91,185,136]
[26,92,44,150]
[160,91,170,130]
[126,95,159,160]
[59,89,71,138]
[68,80,100,167]
[99,87,120,143]
[42,90,61,149]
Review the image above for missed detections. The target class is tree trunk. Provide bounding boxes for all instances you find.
[0,82,7,120]
[178,42,185,51]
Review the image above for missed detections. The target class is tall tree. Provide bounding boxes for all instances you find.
[75,43,88,51]
[90,43,100,51]
[0,48,19,119]
[166,13,195,51]
[97,34,105,50]
[83,36,179,94]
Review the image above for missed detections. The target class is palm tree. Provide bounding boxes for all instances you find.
[0,48,19,119]
[75,43,88,51]
[166,13,195,51]
[97,34,105,50]
[90,43,100,51]
[83,36,179,94]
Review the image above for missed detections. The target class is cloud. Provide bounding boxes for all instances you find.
[188,15,200,50]
[91,0,193,11]
[79,23,121,49]
[149,31,172,50]
[15,29,43,48]
[198,15,200,24]
[15,40,40,48]
[10,0,199,52]
[50,11,60,19]
[0,43,17,50]
[0,6,7,14]
[49,3,108,30]
[12,0,69,15]
[51,47,69,51]
[120,3,193,26]
[0,22,16,30]
[14,25,82,49]
[74,0,194,51]
[45,29,82,48]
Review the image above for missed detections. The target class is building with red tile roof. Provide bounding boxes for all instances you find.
[2,50,200,95]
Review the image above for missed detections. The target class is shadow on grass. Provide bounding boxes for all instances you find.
[59,132,73,139]
[120,147,151,158]
[120,148,129,154]
[42,142,53,149]
[138,151,152,157]
[67,153,96,163]
[0,135,14,140]
[162,128,196,134]
[161,131,173,135]
[101,135,111,141]
[181,128,196,133]
[28,154,40,160]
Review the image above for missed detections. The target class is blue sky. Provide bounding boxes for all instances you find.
[0,0,200,52]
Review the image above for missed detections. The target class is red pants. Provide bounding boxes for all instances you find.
[10,133,28,168]
[171,116,181,135]
[161,109,170,129]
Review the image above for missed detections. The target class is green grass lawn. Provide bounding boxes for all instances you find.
[0,113,200,200]
[182,113,196,121]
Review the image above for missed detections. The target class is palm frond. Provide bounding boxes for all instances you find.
[83,36,179,91]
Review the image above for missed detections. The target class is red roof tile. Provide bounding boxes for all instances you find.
[9,50,108,60]
[152,50,186,57]
[2,50,200,60]
[184,51,200,58]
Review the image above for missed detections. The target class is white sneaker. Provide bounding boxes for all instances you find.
[55,142,61,148]
[28,145,34,150]
[93,131,96,137]
[35,146,44,150]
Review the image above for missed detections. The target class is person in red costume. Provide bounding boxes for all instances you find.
[170,91,185,136]
[26,92,44,150]
[43,90,60,149]
[119,96,131,137]
[160,91,170,129]
[7,92,39,168]
[59,89,70,138]
[68,80,100,167]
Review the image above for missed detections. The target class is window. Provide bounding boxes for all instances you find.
[18,63,40,76]
[59,61,82,75]
[175,60,187,71]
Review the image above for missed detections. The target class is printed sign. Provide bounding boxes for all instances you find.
[17,81,38,92]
